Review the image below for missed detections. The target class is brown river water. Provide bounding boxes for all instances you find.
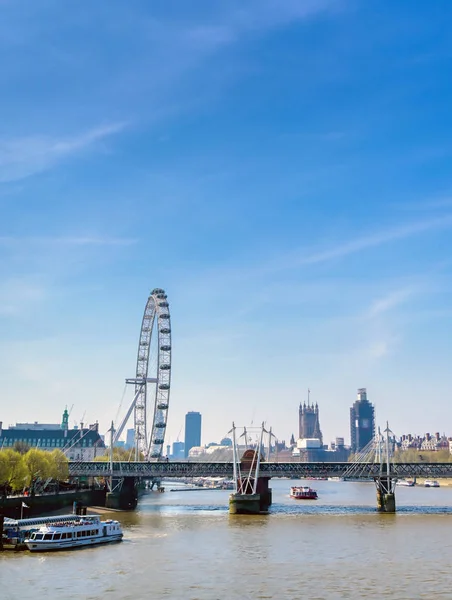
[2,479,452,599]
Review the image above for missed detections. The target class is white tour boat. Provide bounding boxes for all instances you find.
[424,480,440,488]
[290,486,318,500]
[24,515,123,552]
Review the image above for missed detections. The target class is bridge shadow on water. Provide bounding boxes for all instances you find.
[140,501,452,516]
[272,503,452,515]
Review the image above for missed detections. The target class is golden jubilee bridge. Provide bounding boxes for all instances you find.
[67,421,452,513]
[68,459,452,480]
[68,454,452,514]
[67,423,452,514]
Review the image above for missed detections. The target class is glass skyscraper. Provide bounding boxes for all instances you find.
[184,411,202,458]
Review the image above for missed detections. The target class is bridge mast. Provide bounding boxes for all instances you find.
[374,421,396,513]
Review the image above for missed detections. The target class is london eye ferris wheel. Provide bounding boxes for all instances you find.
[115,288,172,460]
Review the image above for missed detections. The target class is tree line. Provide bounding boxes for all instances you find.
[0,447,69,493]
[94,446,145,461]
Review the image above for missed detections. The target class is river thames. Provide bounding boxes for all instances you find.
[2,479,452,599]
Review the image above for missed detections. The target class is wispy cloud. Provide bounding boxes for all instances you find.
[367,336,400,359]
[171,215,452,311]
[395,196,452,211]
[217,0,341,38]
[367,288,414,317]
[0,235,137,247]
[155,0,339,52]
[0,277,46,316]
[270,214,452,271]
[0,122,127,183]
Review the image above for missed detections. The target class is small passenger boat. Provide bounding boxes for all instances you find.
[290,486,318,500]
[24,515,123,552]
[396,479,415,487]
[424,480,440,488]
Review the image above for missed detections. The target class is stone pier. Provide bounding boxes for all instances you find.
[106,477,138,510]
[375,476,396,513]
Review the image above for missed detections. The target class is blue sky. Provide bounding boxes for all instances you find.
[1,0,452,448]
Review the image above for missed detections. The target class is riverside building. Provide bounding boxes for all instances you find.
[0,408,106,460]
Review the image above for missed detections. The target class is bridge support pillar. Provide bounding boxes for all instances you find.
[375,476,396,513]
[229,430,274,517]
[106,477,138,510]
[256,477,272,512]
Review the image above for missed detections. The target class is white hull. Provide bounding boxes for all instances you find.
[396,479,415,487]
[26,534,123,552]
[290,486,318,500]
[24,515,124,552]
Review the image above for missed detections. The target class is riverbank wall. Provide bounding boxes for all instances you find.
[0,489,107,519]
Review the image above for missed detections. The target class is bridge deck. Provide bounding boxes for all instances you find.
[68,461,452,479]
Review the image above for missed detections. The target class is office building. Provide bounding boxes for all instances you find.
[350,388,375,453]
[172,440,185,459]
[125,428,135,450]
[184,411,201,458]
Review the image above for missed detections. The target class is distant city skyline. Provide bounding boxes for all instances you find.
[1,2,452,447]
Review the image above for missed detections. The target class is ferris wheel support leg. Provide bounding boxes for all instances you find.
[113,385,144,445]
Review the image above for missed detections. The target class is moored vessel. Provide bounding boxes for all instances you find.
[24,515,123,551]
[424,480,440,488]
[396,479,415,487]
[290,486,318,500]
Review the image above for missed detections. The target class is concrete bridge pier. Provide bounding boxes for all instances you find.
[374,476,396,513]
[106,477,138,510]
[256,477,272,513]
[229,427,273,515]
[229,476,272,515]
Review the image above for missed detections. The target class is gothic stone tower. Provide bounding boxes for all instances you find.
[299,397,323,445]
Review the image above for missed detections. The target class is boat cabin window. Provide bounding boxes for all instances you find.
[53,533,61,540]
[43,534,53,540]
[77,531,82,538]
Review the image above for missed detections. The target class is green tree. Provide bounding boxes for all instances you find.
[0,452,10,488]
[13,441,30,455]
[22,448,52,487]
[1,449,28,491]
[394,448,452,463]
[48,449,69,481]
[94,447,144,461]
